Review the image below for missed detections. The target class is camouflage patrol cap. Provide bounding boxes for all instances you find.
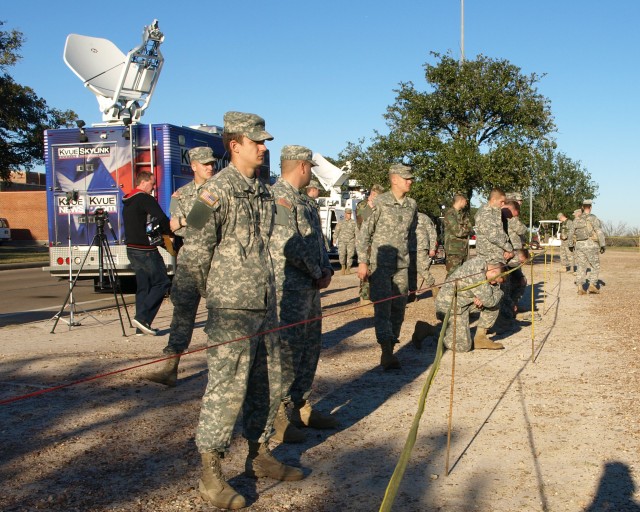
[223,111,273,141]
[281,145,319,167]
[572,209,582,215]
[306,179,321,190]
[389,163,414,179]
[188,146,216,164]
[557,212,565,220]
[345,208,352,214]
[506,192,523,201]
[582,199,593,206]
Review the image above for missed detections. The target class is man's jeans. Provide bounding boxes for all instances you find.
[127,248,171,326]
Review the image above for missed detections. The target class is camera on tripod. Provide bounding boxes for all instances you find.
[64,190,79,205]
[94,207,109,229]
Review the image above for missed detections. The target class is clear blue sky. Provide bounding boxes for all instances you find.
[4,1,639,228]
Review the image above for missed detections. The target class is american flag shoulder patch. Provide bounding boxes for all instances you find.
[199,189,219,207]
[276,197,292,209]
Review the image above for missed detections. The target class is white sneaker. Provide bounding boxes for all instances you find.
[132,318,158,336]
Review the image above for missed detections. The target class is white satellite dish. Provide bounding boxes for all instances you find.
[63,20,164,124]
[64,34,128,98]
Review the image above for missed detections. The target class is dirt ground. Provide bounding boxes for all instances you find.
[1,250,639,512]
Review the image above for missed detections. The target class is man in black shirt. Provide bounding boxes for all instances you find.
[122,171,172,335]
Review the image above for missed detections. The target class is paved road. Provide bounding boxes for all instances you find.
[0,267,133,327]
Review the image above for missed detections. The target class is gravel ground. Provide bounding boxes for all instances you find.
[1,250,639,511]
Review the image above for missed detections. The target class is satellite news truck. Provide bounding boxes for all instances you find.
[44,123,233,282]
[44,20,271,287]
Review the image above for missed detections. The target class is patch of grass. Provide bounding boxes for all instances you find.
[0,246,49,264]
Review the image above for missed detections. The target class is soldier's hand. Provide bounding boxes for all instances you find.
[317,268,332,289]
[316,276,331,289]
[600,246,606,254]
[357,263,369,281]
[569,246,575,252]
[169,217,181,232]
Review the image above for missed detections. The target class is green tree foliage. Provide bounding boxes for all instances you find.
[0,21,77,183]
[340,52,557,217]
[519,145,598,224]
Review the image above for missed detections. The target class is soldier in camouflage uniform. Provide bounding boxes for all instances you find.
[357,164,417,370]
[475,188,515,265]
[443,194,471,277]
[144,147,216,387]
[569,208,582,274]
[269,145,336,444]
[495,200,527,330]
[305,180,330,251]
[435,258,506,351]
[504,199,527,251]
[334,208,357,274]
[408,212,438,301]
[568,199,606,294]
[474,189,514,334]
[184,112,303,510]
[356,184,384,305]
[557,212,575,272]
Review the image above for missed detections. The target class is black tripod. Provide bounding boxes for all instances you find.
[49,193,99,328]
[51,209,132,335]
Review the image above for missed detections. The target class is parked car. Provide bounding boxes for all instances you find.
[0,218,11,244]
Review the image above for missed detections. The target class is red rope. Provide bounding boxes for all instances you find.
[0,255,541,407]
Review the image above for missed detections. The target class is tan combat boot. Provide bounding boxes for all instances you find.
[587,283,600,294]
[144,356,180,387]
[474,328,504,350]
[272,402,305,443]
[245,441,305,481]
[291,401,338,429]
[380,341,401,370]
[199,452,246,510]
[431,286,439,299]
[340,265,346,275]
[577,285,587,295]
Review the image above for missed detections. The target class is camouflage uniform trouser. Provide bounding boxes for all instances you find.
[195,308,281,453]
[445,252,468,278]
[165,263,202,354]
[278,287,322,405]
[338,241,356,268]
[575,239,601,287]
[560,240,574,270]
[436,301,500,352]
[408,257,436,301]
[369,267,409,345]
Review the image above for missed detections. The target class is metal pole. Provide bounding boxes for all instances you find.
[530,256,535,362]
[65,203,79,327]
[529,186,533,244]
[445,280,458,476]
[460,0,465,63]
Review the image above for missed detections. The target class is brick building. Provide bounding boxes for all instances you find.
[0,191,48,242]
